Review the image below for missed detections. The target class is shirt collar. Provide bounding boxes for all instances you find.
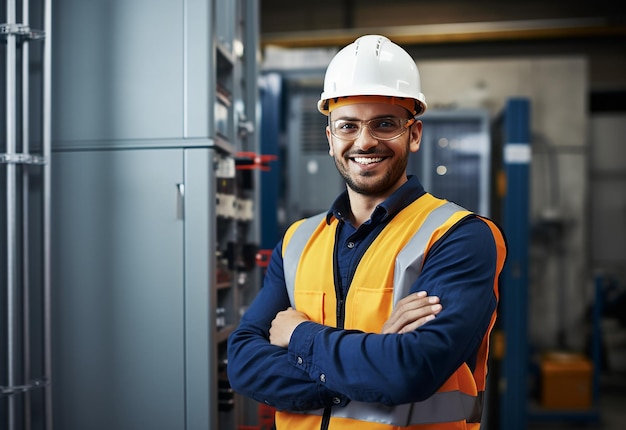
[326,175,426,225]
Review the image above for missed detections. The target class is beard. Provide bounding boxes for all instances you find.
[333,150,409,196]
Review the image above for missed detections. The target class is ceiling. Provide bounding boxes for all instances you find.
[259,0,626,49]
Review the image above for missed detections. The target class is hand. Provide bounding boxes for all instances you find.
[381,291,442,334]
[269,307,310,348]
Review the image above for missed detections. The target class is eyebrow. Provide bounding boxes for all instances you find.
[332,115,398,121]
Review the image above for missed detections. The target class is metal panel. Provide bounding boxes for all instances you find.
[51,148,186,430]
[51,0,185,144]
[183,147,217,430]
[186,0,213,138]
[287,91,341,223]
[409,109,491,216]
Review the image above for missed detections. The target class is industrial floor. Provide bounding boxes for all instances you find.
[527,372,626,430]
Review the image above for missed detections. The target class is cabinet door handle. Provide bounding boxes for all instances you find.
[176,183,185,219]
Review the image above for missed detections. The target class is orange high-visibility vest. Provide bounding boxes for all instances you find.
[277,193,506,430]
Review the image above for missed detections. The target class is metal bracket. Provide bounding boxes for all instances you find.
[1,378,49,396]
[1,23,46,40]
[0,153,48,165]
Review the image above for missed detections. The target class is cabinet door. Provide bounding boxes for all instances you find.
[51,148,186,430]
[52,1,185,143]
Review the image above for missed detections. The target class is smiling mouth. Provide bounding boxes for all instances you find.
[352,156,384,165]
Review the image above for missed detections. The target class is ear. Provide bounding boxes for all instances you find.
[409,120,422,153]
[326,126,334,156]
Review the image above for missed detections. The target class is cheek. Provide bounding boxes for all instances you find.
[328,137,341,157]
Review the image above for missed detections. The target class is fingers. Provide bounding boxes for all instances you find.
[381,291,442,334]
[396,306,442,334]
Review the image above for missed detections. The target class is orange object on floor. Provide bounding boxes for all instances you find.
[541,351,593,410]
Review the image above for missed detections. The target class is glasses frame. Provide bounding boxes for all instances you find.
[329,116,416,141]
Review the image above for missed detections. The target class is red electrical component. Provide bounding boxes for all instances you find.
[235,152,278,171]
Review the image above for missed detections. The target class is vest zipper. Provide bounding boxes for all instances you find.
[333,227,346,329]
[320,406,332,430]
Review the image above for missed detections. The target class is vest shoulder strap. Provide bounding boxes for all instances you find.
[283,212,326,308]
[393,201,469,306]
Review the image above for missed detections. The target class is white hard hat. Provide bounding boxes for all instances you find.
[317,35,427,117]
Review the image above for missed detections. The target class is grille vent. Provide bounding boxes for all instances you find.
[296,95,329,153]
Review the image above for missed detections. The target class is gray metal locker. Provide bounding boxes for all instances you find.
[51,148,188,429]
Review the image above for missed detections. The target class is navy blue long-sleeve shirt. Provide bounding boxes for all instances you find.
[227,176,501,411]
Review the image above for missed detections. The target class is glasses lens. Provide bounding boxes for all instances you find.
[367,117,405,139]
[331,117,410,141]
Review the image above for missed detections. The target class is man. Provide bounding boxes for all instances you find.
[227,35,507,429]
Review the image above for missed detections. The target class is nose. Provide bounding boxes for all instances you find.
[354,125,379,150]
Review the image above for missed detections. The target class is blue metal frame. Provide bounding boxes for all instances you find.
[500,98,531,430]
[259,72,283,249]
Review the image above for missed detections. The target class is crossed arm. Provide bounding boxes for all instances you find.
[269,291,442,347]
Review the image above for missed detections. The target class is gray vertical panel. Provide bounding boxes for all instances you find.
[287,92,340,223]
[51,148,186,430]
[186,0,212,138]
[409,110,491,216]
[184,147,217,429]
[52,0,185,144]
[215,0,235,54]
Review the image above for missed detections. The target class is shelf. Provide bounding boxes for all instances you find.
[216,324,236,344]
[216,43,235,73]
[216,281,233,290]
[214,135,235,155]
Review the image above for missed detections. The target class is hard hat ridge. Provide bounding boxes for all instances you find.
[318,35,427,117]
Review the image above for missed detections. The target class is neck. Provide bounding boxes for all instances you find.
[346,190,385,227]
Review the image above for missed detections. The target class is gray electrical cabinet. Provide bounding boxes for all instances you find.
[408,109,492,217]
[286,90,343,225]
[49,1,260,430]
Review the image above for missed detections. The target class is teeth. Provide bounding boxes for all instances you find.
[353,157,383,164]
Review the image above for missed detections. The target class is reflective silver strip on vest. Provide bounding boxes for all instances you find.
[283,202,465,309]
[299,391,483,425]
[283,212,326,309]
[392,201,465,307]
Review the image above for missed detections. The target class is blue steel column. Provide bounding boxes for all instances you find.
[259,73,282,249]
[500,98,531,430]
